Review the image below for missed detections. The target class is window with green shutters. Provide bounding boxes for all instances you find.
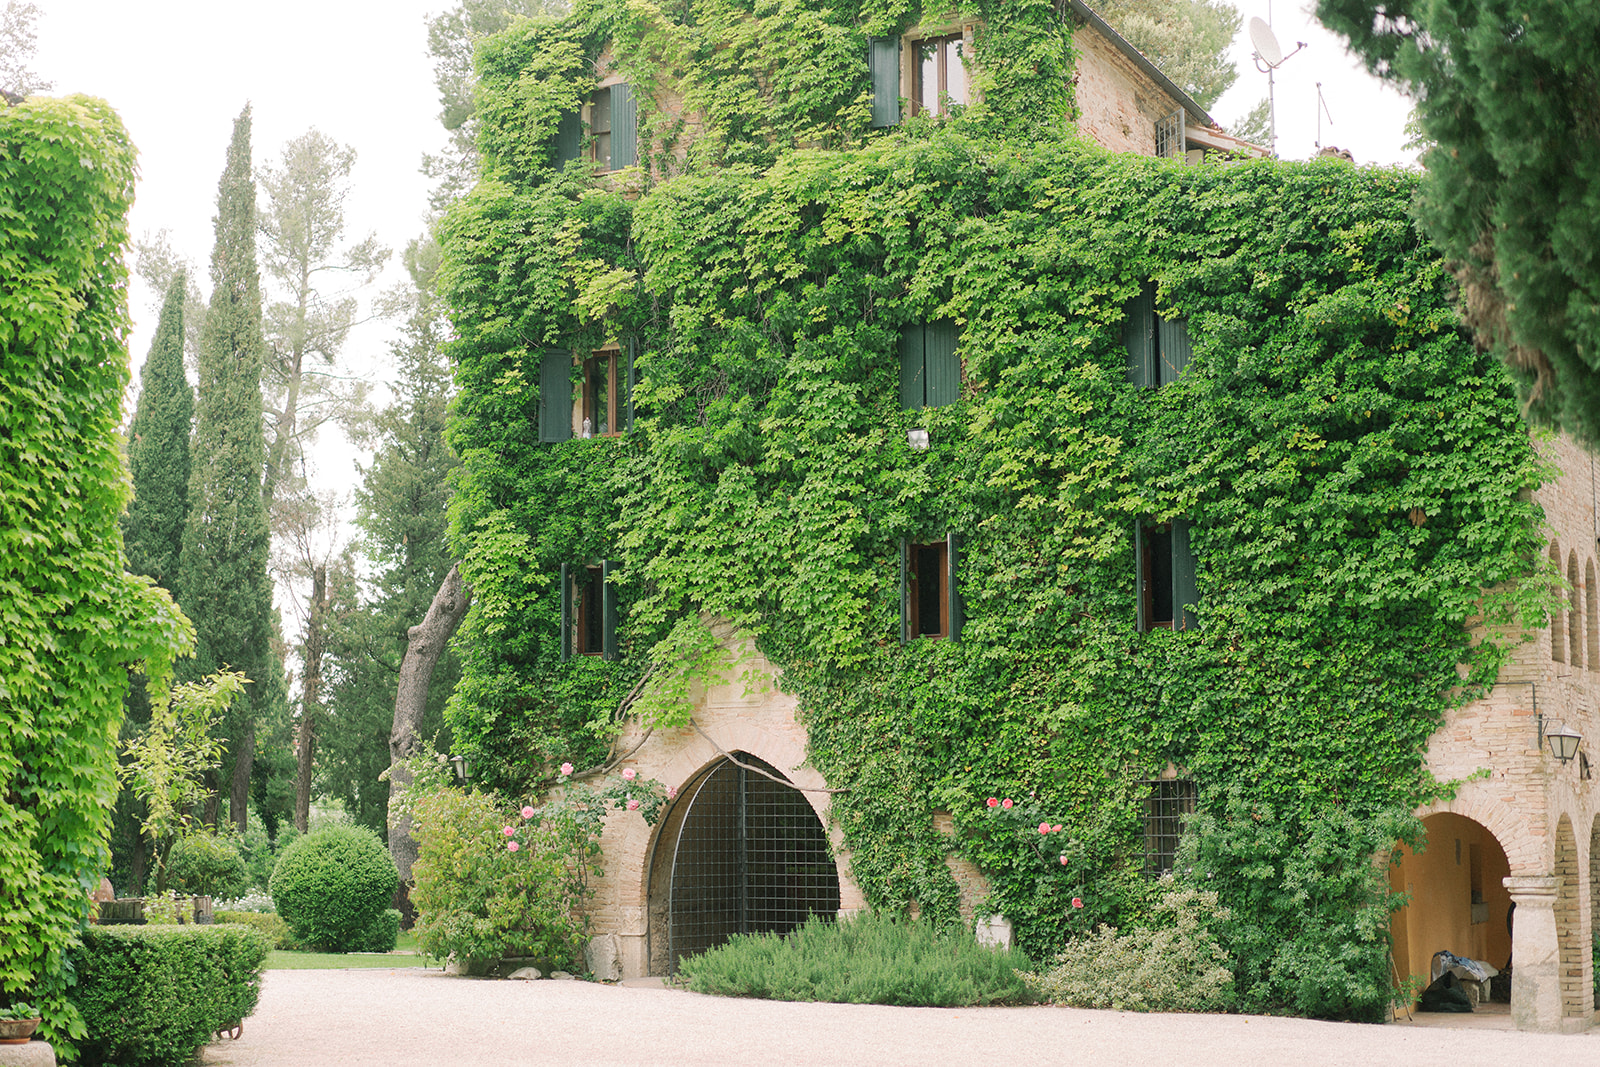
[868,37,900,128]
[1135,519,1197,631]
[555,109,582,166]
[561,560,618,661]
[589,83,638,172]
[899,320,961,409]
[539,352,573,443]
[900,533,963,641]
[1123,283,1193,387]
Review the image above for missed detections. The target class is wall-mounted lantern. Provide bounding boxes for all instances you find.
[1541,719,1582,764]
[449,752,472,781]
[907,428,930,451]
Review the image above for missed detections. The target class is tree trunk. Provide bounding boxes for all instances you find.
[388,562,468,886]
[295,564,327,833]
[231,720,253,834]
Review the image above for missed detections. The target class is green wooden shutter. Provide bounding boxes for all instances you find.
[555,110,582,166]
[947,530,963,641]
[559,562,572,661]
[611,83,637,169]
[1134,523,1148,632]
[1124,284,1156,388]
[1158,315,1193,385]
[602,558,619,660]
[869,37,900,129]
[924,320,960,406]
[539,352,572,442]
[899,326,925,410]
[1171,519,1197,631]
[624,337,636,432]
[898,538,909,643]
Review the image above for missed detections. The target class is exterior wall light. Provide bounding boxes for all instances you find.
[1542,720,1582,764]
[908,428,930,451]
[449,752,473,781]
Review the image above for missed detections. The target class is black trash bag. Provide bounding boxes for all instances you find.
[1418,971,1474,1013]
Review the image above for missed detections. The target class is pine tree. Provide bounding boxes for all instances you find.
[1317,0,1600,442]
[124,273,192,593]
[177,105,279,834]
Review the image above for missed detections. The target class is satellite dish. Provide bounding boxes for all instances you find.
[1249,17,1283,67]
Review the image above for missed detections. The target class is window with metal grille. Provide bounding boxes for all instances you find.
[1142,778,1196,878]
[1155,109,1184,159]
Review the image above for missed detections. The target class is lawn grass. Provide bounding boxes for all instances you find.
[264,931,438,970]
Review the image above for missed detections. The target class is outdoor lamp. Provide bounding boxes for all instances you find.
[1542,721,1582,765]
[449,752,472,781]
[907,428,930,451]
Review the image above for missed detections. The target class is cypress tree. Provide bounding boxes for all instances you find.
[124,272,193,593]
[177,105,277,833]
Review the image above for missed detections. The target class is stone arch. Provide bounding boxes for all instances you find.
[1416,789,1544,875]
[1569,550,1583,667]
[643,751,841,974]
[1390,811,1513,1001]
[1588,558,1598,671]
[1555,814,1586,1020]
[1551,541,1565,661]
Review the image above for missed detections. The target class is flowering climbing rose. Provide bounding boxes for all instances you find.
[626,798,640,811]
[622,768,637,780]
[666,786,677,799]
[521,806,535,819]
[1071,898,1083,909]
[1001,799,1013,810]
[560,762,574,776]
[986,797,999,808]
[1059,855,1069,865]
[502,826,515,837]
[507,841,519,852]
[1039,822,1051,834]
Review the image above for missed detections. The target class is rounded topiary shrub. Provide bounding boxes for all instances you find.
[267,825,398,952]
[165,831,248,898]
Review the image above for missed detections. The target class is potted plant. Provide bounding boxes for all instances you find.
[0,1003,41,1044]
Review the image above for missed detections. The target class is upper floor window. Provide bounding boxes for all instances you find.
[561,560,618,661]
[583,347,624,438]
[901,533,962,642]
[539,342,636,443]
[899,320,961,409]
[913,33,968,117]
[1124,282,1193,388]
[1136,519,1197,632]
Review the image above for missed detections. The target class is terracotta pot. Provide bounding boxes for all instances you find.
[0,1017,41,1044]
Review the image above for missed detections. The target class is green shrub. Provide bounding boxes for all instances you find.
[165,831,248,898]
[351,909,402,953]
[1022,887,1233,1012]
[71,924,270,1067]
[679,912,1034,1006]
[215,910,299,951]
[268,824,398,952]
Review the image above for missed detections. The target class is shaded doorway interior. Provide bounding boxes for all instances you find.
[646,752,840,974]
[1390,812,1513,1009]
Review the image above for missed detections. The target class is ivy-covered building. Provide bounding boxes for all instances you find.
[438,0,1596,1031]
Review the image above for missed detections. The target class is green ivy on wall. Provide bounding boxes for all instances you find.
[439,2,1550,1017]
[0,96,194,1055]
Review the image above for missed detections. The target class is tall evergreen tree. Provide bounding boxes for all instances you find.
[178,106,279,834]
[124,273,192,593]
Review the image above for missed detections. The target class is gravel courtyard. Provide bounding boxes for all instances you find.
[197,968,1596,1067]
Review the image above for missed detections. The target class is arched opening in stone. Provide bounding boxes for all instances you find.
[645,752,840,974]
[1554,815,1585,1019]
[1390,812,1513,1009]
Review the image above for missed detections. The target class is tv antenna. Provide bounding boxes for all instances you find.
[1315,81,1334,149]
[1249,16,1305,156]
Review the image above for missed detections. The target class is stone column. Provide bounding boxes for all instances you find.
[1504,875,1561,1032]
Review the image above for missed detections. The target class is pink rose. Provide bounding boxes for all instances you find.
[1039,822,1051,834]
[986,797,999,808]
[502,826,515,837]
[1052,824,1062,833]
[1059,855,1069,866]
[1001,799,1013,810]
[626,798,640,810]
[507,841,519,852]
[1071,898,1083,909]
[667,786,678,799]
[560,762,574,776]
[521,806,535,819]
[622,768,637,780]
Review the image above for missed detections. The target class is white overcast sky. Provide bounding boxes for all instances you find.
[30,0,1415,515]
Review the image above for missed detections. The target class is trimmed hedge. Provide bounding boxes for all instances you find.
[214,909,299,951]
[268,824,398,952]
[351,909,402,954]
[72,924,270,1067]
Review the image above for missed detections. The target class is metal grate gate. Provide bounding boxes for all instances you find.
[667,754,840,971]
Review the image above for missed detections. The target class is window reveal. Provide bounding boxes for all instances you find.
[1124,282,1194,388]
[561,560,618,661]
[913,34,968,117]
[584,348,621,437]
[901,534,963,641]
[1136,520,1197,632]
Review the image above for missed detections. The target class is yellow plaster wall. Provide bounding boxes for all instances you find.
[1391,812,1513,992]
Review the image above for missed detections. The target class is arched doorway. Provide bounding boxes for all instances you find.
[1391,812,1513,1006]
[646,752,840,973]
